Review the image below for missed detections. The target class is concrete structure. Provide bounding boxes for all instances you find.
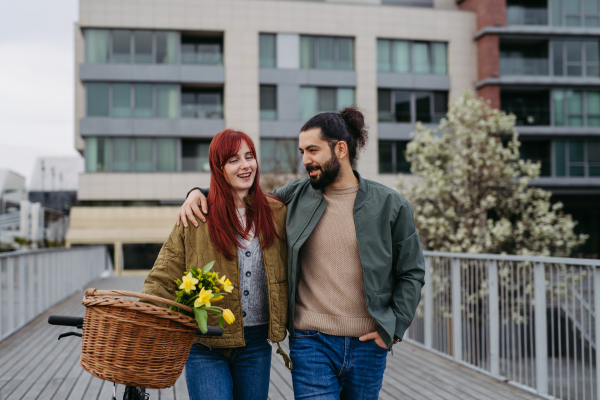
[0,170,27,215]
[28,157,84,214]
[458,0,600,256]
[68,0,478,270]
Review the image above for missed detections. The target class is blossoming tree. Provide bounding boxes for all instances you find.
[401,91,587,257]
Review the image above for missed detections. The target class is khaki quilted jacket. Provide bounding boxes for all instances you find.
[142,197,288,348]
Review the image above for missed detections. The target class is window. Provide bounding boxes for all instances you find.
[182,140,211,172]
[299,87,355,121]
[501,90,550,125]
[86,83,109,117]
[134,138,153,172]
[156,31,178,64]
[181,34,223,65]
[181,88,223,119]
[507,0,548,25]
[134,84,153,118]
[379,141,410,174]
[260,139,298,173]
[260,85,277,120]
[300,36,354,70]
[552,0,600,26]
[377,90,448,123]
[555,140,600,177]
[85,29,109,63]
[134,31,153,64]
[156,84,179,118]
[112,138,131,172]
[520,140,551,176]
[112,30,131,63]
[500,40,549,75]
[552,40,600,77]
[553,89,600,126]
[377,39,447,74]
[112,83,131,118]
[157,138,177,172]
[85,137,110,172]
[259,34,276,68]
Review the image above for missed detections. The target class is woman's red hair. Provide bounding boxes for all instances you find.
[206,129,279,260]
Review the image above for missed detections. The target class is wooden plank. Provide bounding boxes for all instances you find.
[173,371,190,400]
[97,380,117,400]
[66,370,93,400]
[82,376,104,400]
[161,385,176,400]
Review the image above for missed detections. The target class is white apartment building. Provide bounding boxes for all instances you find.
[66,0,477,271]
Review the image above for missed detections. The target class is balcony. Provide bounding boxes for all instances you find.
[500,40,549,76]
[506,0,548,26]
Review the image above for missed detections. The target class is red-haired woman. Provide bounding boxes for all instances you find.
[142,129,288,400]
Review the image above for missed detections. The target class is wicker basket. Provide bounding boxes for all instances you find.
[80,288,198,389]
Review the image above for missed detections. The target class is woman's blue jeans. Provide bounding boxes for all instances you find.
[185,324,272,400]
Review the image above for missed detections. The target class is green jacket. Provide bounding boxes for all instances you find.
[194,171,425,348]
[270,171,425,348]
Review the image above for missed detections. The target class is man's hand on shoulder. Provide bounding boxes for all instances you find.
[176,188,208,228]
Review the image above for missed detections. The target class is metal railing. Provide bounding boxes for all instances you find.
[0,246,112,342]
[405,251,600,400]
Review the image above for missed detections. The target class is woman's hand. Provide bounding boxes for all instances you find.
[176,189,209,227]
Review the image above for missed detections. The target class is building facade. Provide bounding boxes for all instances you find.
[459,0,600,256]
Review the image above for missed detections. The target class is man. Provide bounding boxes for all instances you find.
[178,107,425,400]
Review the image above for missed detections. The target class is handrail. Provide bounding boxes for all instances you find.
[423,250,600,266]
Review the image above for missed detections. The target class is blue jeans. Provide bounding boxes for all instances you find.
[289,329,388,400]
[185,324,272,400]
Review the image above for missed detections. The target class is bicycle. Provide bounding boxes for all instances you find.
[48,314,222,400]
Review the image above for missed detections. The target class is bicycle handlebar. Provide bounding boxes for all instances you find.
[48,315,224,336]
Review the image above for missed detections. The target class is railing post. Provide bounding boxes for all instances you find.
[534,261,548,395]
[0,260,3,337]
[451,257,462,361]
[7,257,15,334]
[424,256,433,348]
[488,260,499,377]
[595,266,600,400]
[18,257,25,327]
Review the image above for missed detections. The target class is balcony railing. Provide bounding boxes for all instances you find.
[405,251,600,400]
[0,246,112,342]
[500,58,549,76]
[507,6,549,26]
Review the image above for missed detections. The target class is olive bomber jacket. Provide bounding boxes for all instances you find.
[192,171,426,348]
[142,197,288,349]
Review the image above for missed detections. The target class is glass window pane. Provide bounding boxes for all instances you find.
[590,166,600,176]
[181,92,196,118]
[300,36,314,69]
[394,90,411,122]
[413,42,431,74]
[157,138,177,172]
[587,65,600,76]
[555,140,566,176]
[156,84,178,118]
[181,44,196,64]
[197,43,222,65]
[378,89,392,122]
[588,115,600,125]
[134,84,153,117]
[279,139,299,173]
[570,166,585,176]
[318,88,336,112]
[86,83,109,117]
[585,16,600,26]
[112,30,131,63]
[551,0,563,25]
[86,137,110,172]
[567,65,583,75]
[377,39,391,72]
[379,141,393,173]
[337,38,354,70]
[197,92,223,119]
[259,33,276,68]
[568,90,583,113]
[337,88,355,110]
[566,0,581,13]
[415,91,432,123]
[569,140,585,162]
[182,139,210,172]
[586,41,600,62]
[566,41,582,62]
[397,141,411,173]
[553,90,565,126]
[567,16,582,26]
[299,87,317,120]
[520,140,552,177]
[569,115,584,125]
[588,141,600,162]
[86,29,109,63]
[113,138,131,172]
[433,91,448,123]
[586,0,599,13]
[156,31,178,64]
[393,41,411,73]
[260,85,277,120]
[134,31,153,64]
[317,37,335,69]
[134,138,153,172]
[112,83,131,118]
[502,90,550,125]
[552,41,564,75]
[587,90,600,114]
[432,42,447,74]
[260,139,276,173]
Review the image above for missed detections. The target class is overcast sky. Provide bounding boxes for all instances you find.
[0,1,81,186]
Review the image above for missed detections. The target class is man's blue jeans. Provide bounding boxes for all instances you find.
[185,324,272,400]
[289,329,388,400]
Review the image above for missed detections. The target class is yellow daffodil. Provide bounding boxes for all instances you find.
[179,272,199,294]
[219,275,234,293]
[223,309,235,324]
[194,287,213,308]
[211,294,224,302]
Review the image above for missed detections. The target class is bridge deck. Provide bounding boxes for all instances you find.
[0,276,538,400]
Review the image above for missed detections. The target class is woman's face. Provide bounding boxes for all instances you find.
[223,140,257,195]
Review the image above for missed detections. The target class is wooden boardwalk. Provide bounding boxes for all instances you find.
[0,276,539,400]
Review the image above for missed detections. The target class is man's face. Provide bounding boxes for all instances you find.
[299,128,341,190]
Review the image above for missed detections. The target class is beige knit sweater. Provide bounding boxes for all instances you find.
[294,184,379,336]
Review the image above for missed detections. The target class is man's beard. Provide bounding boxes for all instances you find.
[306,153,341,190]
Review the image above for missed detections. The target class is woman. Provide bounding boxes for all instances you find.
[142,129,288,400]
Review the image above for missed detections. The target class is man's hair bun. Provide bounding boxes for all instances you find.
[339,107,368,150]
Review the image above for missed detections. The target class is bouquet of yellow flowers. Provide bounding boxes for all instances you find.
[170,261,236,334]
